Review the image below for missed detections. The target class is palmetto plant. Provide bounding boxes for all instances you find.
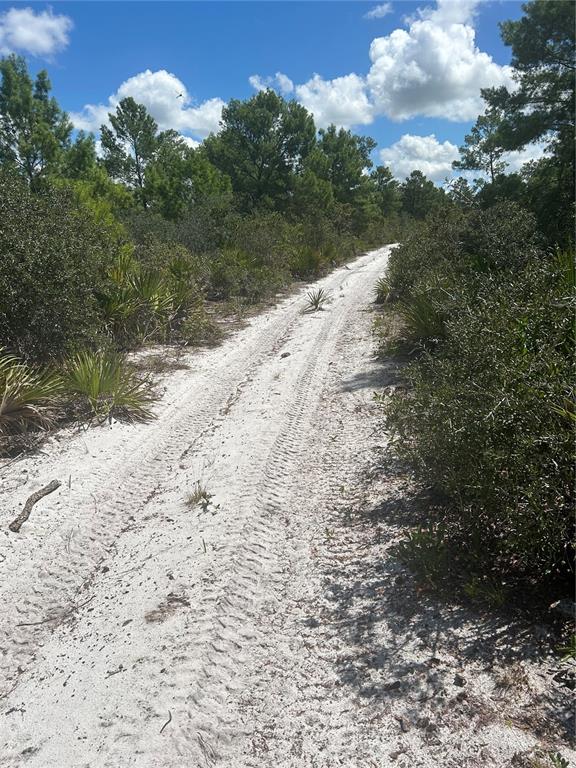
[374,276,390,304]
[63,349,155,424]
[304,287,331,312]
[397,293,446,346]
[100,257,185,344]
[0,350,62,434]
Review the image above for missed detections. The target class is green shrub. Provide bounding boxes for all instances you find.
[394,527,449,590]
[0,174,120,361]
[208,247,289,303]
[387,254,574,587]
[396,293,446,349]
[0,349,62,434]
[385,202,541,301]
[289,246,325,279]
[63,349,155,424]
[179,296,223,347]
[98,244,202,346]
[374,277,390,304]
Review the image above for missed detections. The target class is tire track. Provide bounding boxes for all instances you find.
[0,247,391,767]
[126,249,388,766]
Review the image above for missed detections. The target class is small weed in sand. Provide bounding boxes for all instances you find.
[495,662,530,692]
[463,575,507,608]
[230,296,248,320]
[186,481,213,512]
[549,754,570,768]
[304,288,331,312]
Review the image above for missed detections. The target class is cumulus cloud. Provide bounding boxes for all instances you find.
[364,3,393,20]
[379,133,459,182]
[250,1,514,130]
[503,142,546,173]
[0,6,72,57]
[380,133,547,185]
[71,69,224,140]
[249,72,294,95]
[294,73,374,129]
[248,70,373,129]
[367,0,513,121]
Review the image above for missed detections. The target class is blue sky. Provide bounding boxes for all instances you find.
[0,1,529,181]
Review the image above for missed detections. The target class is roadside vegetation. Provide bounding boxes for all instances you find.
[375,0,575,605]
[0,53,431,446]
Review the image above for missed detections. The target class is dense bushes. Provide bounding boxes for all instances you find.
[0,174,118,360]
[381,205,575,596]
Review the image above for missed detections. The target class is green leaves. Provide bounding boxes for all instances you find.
[204,89,316,211]
[63,350,155,424]
[0,55,72,186]
[384,219,575,588]
[0,350,62,434]
[101,97,162,208]
[480,1,575,244]
[0,173,116,360]
[452,108,508,183]
[304,287,331,312]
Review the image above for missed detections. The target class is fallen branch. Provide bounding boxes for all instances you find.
[9,479,61,533]
[160,711,172,734]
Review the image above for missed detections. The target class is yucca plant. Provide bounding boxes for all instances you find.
[0,350,62,434]
[63,350,155,424]
[304,287,331,313]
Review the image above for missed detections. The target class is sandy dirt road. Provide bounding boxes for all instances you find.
[0,246,573,768]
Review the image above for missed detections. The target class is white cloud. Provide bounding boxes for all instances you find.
[379,133,459,182]
[364,3,393,20]
[249,70,373,129]
[294,73,373,129]
[503,142,546,173]
[250,1,514,130]
[379,133,547,186]
[275,72,295,95]
[416,0,478,25]
[0,7,72,57]
[249,71,294,95]
[367,0,513,121]
[71,69,224,141]
[181,136,201,150]
[248,74,268,92]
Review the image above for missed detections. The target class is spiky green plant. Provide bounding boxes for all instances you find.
[185,481,213,511]
[63,350,155,424]
[374,276,390,304]
[304,287,331,312]
[108,247,138,286]
[557,634,576,661]
[0,350,62,434]
[397,293,446,346]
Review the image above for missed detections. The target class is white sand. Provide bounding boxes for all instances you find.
[0,247,573,767]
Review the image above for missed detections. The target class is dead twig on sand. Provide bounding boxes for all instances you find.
[9,479,61,533]
[16,595,95,628]
[160,711,172,734]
